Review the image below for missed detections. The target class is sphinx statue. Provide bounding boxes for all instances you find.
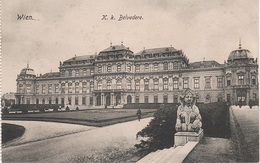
[175,89,202,133]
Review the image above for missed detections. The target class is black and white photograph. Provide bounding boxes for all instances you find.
[1,0,259,162]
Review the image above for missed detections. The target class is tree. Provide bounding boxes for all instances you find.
[135,105,177,152]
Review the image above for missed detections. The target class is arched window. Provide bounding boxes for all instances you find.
[116,80,121,89]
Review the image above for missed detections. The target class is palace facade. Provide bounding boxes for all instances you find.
[15,42,258,108]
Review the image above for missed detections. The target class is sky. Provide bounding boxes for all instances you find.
[1,0,259,94]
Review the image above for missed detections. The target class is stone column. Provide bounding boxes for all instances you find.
[101,93,104,106]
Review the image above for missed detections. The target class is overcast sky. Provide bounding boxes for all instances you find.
[2,0,259,94]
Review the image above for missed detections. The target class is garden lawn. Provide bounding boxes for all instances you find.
[2,109,156,126]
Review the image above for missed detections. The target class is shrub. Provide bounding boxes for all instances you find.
[21,108,28,114]
[39,108,45,113]
[135,105,177,152]
[2,107,9,115]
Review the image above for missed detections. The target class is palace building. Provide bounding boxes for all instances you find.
[15,42,258,108]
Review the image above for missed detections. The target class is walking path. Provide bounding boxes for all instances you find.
[2,118,152,162]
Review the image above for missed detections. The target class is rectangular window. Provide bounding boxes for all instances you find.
[205,77,211,88]
[194,78,199,89]
[26,85,30,94]
[69,70,72,77]
[145,95,149,103]
[98,66,102,73]
[135,65,140,72]
[173,79,178,89]
[183,79,189,89]
[154,80,159,90]
[163,79,168,90]
[83,69,87,76]
[68,83,72,93]
[49,98,52,104]
[75,70,79,76]
[61,83,65,93]
[227,77,231,86]
[127,64,131,72]
[238,75,244,85]
[252,76,256,85]
[127,80,131,89]
[36,86,39,94]
[173,62,178,69]
[82,82,87,93]
[75,96,78,105]
[19,85,23,93]
[90,82,94,91]
[68,97,71,105]
[144,80,149,91]
[82,96,86,105]
[145,64,149,71]
[135,81,140,91]
[163,62,168,70]
[116,80,121,89]
[61,71,65,77]
[217,78,223,88]
[117,64,121,72]
[75,82,79,93]
[90,69,94,75]
[97,81,102,90]
[154,95,158,103]
[107,65,112,72]
[55,84,59,93]
[154,63,158,71]
[173,95,178,103]
[42,85,46,94]
[48,84,52,94]
[107,81,112,89]
[135,95,139,103]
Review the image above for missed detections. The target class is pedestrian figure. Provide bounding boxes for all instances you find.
[104,104,107,109]
[76,106,79,111]
[66,105,70,111]
[249,100,253,109]
[136,108,142,121]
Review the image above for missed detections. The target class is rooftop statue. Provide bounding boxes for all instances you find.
[175,89,202,133]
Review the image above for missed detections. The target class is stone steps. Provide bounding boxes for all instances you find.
[137,141,198,163]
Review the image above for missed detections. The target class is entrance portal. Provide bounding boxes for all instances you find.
[127,95,132,104]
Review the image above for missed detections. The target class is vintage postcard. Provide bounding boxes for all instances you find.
[1,0,259,162]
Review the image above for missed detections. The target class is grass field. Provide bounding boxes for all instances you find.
[2,109,156,127]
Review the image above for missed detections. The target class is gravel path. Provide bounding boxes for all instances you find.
[2,120,95,147]
[2,118,152,162]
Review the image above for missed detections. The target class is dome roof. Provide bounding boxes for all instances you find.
[20,64,35,76]
[228,44,253,61]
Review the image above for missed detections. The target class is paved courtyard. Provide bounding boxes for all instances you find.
[2,118,152,162]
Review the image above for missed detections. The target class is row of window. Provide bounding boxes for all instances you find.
[227,75,256,86]
[97,62,180,73]
[19,74,257,94]
[33,96,94,105]
[60,69,94,77]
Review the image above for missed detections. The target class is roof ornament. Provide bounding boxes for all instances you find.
[239,37,242,49]
[110,42,112,47]
[121,41,123,45]
[27,61,29,68]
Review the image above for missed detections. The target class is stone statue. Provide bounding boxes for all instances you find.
[175,89,202,133]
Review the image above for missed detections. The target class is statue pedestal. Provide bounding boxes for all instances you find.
[174,129,204,147]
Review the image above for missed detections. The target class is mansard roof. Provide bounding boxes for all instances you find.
[190,60,222,68]
[135,47,177,55]
[64,55,96,62]
[40,72,60,78]
[100,44,130,52]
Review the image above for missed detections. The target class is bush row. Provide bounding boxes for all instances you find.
[10,104,64,111]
